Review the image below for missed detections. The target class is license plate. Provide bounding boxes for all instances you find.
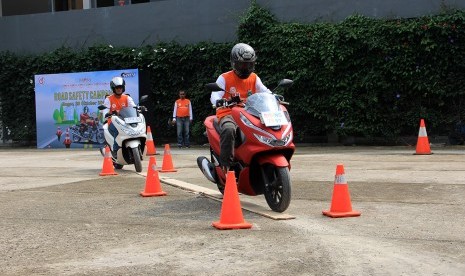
[124,117,142,124]
[260,111,288,127]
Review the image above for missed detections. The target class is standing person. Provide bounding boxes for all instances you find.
[172,90,193,148]
[210,43,271,173]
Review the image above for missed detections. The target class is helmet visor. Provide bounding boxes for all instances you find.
[234,61,255,77]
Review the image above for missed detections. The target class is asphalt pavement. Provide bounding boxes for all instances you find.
[0,145,464,275]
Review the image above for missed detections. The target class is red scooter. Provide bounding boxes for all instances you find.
[197,79,294,212]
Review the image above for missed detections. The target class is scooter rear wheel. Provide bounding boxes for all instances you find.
[263,165,291,212]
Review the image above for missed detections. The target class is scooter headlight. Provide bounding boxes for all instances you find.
[253,131,293,147]
[281,131,293,146]
[253,133,274,146]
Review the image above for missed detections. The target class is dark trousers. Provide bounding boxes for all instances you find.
[219,115,236,167]
[176,116,190,147]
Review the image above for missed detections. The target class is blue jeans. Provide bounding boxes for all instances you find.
[176,117,190,147]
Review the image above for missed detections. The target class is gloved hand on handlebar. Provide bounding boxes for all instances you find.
[216,99,226,108]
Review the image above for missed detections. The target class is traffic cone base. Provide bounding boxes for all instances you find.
[322,164,360,218]
[322,210,361,218]
[212,221,253,230]
[415,119,432,155]
[145,126,157,156]
[159,144,177,172]
[99,146,118,176]
[212,171,252,230]
[140,156,167,197]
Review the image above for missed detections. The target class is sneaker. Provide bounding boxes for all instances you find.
[221,166,229,175]
[178,144,182,149]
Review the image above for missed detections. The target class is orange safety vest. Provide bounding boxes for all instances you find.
[216,71,257,120]
[175,98,191,117]
[108,94,129,113]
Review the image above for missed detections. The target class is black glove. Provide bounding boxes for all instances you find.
[216,99,226,108]
[231,95,241,103]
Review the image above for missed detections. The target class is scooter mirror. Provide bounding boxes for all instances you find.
[205,83,224,92]
[139,95,149,103]
[277,79,293,88]
[273,79,294,91]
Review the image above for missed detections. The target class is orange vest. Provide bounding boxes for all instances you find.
[216,71,257,120]
[108,94,129,113]
[175,98,191,117]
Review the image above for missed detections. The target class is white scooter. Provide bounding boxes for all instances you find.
[98,95,148,172]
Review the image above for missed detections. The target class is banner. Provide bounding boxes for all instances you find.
[35,69,139,149]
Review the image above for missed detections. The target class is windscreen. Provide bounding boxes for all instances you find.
[118,107,137,119]
[244,93,280,117]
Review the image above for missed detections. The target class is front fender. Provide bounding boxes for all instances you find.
[125,139,141,149]
[256,154,289,167]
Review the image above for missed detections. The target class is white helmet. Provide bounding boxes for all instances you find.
[110,76,125,93]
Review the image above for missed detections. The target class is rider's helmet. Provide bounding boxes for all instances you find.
[83,106,89,114]
[230,43,256,79]
[110,76,126,94]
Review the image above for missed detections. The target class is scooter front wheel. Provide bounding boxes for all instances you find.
[131,147,143,172]
[262,165,291,212]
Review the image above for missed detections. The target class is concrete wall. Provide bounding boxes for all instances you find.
[1,0,465,54]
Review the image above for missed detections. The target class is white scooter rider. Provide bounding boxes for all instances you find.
[100,76,136,156]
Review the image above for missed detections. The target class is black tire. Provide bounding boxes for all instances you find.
[113,162,124,169]
[210,148,225,194]
[97,133,105,144]
[132,147,143,172]
[216,177,225,195]
[262,165,291,212]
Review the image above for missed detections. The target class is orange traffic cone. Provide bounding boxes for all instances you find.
[99,146,118,176]
[145,126,156,156]
[140,156,167,197]
[212,171,252,230]
[159,144,177,172]
[322,164,360,218]
[415,118,432,155]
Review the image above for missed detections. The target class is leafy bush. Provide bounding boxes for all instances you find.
[1,2,465,144]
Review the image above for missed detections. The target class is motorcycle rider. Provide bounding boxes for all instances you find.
[210,43,271,174]
[79,106,95,135]
[101,76,136,154]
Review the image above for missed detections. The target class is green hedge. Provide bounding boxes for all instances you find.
[1,2,465,144]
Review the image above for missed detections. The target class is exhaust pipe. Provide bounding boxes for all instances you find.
[196,156,217,183]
